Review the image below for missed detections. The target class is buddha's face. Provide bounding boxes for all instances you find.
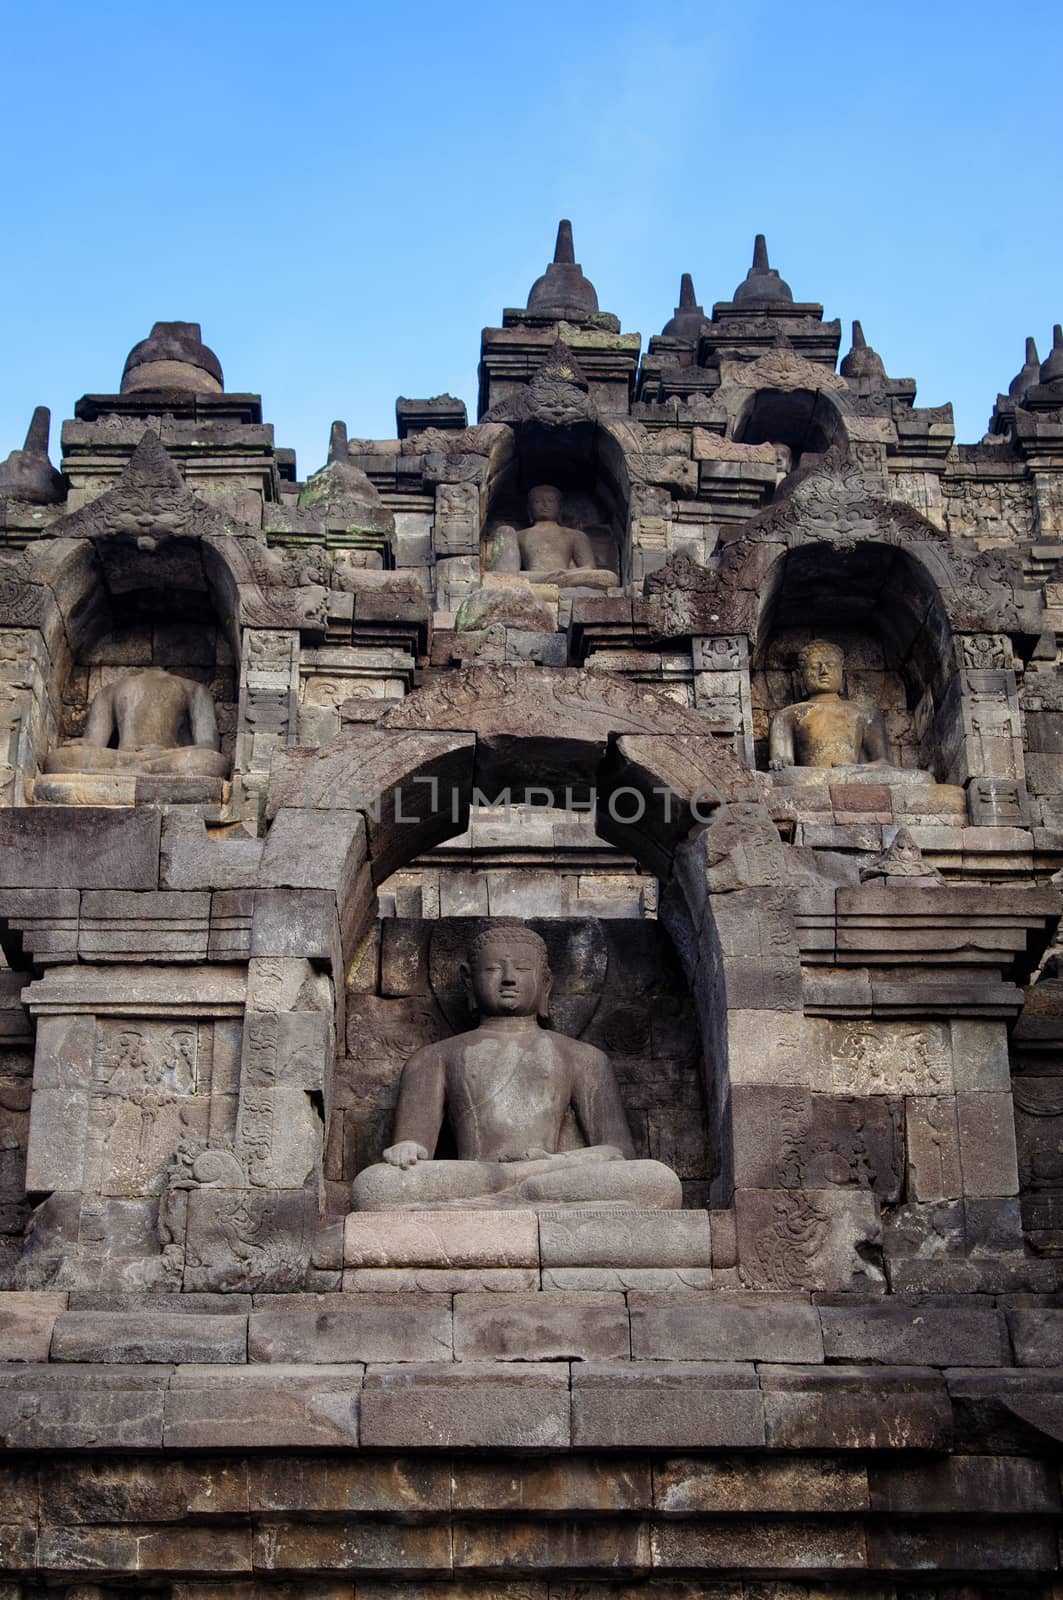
[798,642,844,697]
[467,937,550,1018]
[528,485,563,524]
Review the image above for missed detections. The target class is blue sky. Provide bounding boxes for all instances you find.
[3,0,1061,479]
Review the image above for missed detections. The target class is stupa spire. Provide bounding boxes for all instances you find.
[732,233,794,307]
[0,405,64,505]
[1008,335,1042,401]
[526,219,600,321]
[553,219,575,265]
[840,319,886,381]
[1040,325,1063,386]
[660,272,708,342]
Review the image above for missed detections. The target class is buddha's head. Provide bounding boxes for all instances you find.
[797,639,844,698]
[464,924,551,1022]
[527,484,564,524]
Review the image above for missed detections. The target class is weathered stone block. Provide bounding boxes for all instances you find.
[0,807,161,889]
[453,1516,650,1574]
[906,1095,963,1201]
[251,1520,452,1574]
[343,1267,540,1292]
[865,1519,1056,1572]
[761,1364,952,1449]
[36,1524,253,1575]
[537,1209,711,1268]
[651,1517,867,1573]
[164,1363,363,1448]
[818,1303,1008,1366]
[0,1294,64,1361]
[571,1362,764,1449]
[43,1457,250,1523]
[0,1363,168,1447]
[731,1086,902,1198]
[868,1452,1061,1513]
[727,1012,831,1088]
[50,1311,248,1364]
[453,1291,629,1362]
[950,1019,1011,1089]
[344,1209,539,1269]
[628,1294,823,1363]
[452,1456,652,1513]
[247,1454,450,1514]
[956,1091,1020,1195]
[829,1019,954,1095]
[654,1454,869,1513]
[360,1362,571,1448]
[1008,1307,1063,1366]
[248,1298,451,1363]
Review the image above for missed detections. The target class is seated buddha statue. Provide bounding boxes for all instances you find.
[769,640,889,771]
[487,484,619,591]
[350,923,682,1211]
[44,667,230,779]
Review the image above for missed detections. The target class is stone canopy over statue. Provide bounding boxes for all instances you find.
[486,484,619,592]
[351,923,682,1210]
[768,639,931,786]
[44,667,230,780]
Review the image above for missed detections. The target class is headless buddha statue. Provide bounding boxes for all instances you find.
[350,923,682,1211]
[44,667,230,779]
[488,484,619,591]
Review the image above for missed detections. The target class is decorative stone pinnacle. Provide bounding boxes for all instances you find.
[328,421,349,463]
[526,220,600,320]
[1041,324,1063,386]
[0,404,64,505]
[554,219,575,265]
[732,232,794,307]
[661,273,708,341]
[840,320,886,382]
[1009,335,1042,400]
[24,405,51,454]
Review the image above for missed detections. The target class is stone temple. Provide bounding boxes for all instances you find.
[0,222,1062,1594]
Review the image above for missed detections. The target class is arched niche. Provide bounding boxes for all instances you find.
[734,387,847,474]
[263,667,793,1220]
[750,540,954,777]
[479,420,628,586]
[41,535,241,773]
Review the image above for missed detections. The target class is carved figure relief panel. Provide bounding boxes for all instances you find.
[83,1019,239,1198]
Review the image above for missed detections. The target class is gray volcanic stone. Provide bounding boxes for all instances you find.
[50,1311,248,1365]
[1007,1307,1063,1366]
[571,1362,765,1449]
[453,1291,629,1362]
[628,1294,823,1363]
[360,1362,571,1449]
[164,1364,363,1448]
[0,807,161,889]
[0,1364,169,1448]
[818,1303,1008,1366]
[761,1364,953,1450]
[248,1297,452,1363]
